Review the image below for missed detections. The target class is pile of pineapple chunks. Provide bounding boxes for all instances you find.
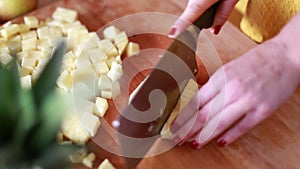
[0,7,141,169]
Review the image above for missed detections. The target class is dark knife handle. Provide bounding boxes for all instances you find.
[193,2,219,30]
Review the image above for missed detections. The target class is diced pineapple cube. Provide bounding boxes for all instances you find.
[111,81,121,98]
[114,31,128,54]
[29,50,44,60]
[98,159,116,169]
[19,67,31,77]
[107,69,123,82]
[0,24,19,38]
[82,153,96,168]
[126,42,140,57]
[16,51,28,63]
[57,70,74,91]
[20,75,32,89]
[87,48,107,63]
[83,32,101,50]
[2,21,12,27]
[69,148,88,164]
[61,112,90,144]
[0,52,13,65]
[0,45,10,53]
[76,99,95,115]
[107,62,123,82]
[18,24,30,33]
[6,35,22,53]
[94,97,108,117]
[52,7,78,23]
[24,16,39,28]
[21,30,37,40]
[37,26,50,40]
[56,132,64,142]
[73,82,95,101]
[103,25,120,40]
[96,61,109,75]
[22,38,37,51]
[101,90,112,99]
[115,55,122,64]
[78,113,100,137]
[49,27,63,44]
[105,57,117,68]
[98,39,118,57]
[37,39,50,51]
[21,57,37,71]
[97,75,112,91]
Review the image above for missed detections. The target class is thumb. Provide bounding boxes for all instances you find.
[211,0,239,34]
[169,0,219,37]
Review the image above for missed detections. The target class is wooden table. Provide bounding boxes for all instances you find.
[24,0,300,168]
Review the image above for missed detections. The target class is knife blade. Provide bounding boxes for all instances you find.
[114,3,219,169]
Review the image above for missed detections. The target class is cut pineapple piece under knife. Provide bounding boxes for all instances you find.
[160,79,199,139]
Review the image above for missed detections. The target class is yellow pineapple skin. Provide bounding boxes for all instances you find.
[240,0,300,42]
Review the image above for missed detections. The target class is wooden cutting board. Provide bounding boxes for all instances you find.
[18,0,300,168]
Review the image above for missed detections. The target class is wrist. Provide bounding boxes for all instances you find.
[272,35,300,83]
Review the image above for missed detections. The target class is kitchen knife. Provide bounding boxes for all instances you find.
[114,3,219,169]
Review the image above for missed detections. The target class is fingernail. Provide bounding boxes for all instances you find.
[168,27,178,38]
[217,139,227,147]
[212,25,222,35]
[170,123,179,133]
[190,140,199,149]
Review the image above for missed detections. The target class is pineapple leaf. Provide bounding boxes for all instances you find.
[13,89,36,152]
[32,40,66,107]
[0,61,21,144]
[26,92,69,156]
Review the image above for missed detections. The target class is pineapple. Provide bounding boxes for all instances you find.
[0,41,78,169]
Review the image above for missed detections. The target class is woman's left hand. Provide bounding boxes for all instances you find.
[170,37,300,148]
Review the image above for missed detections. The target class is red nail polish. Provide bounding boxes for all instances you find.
[218,139,227,147]
[213,25,222,35]
[168,27,178,37]
[190,140,199,149]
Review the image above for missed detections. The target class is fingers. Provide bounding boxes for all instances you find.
[169,0,218,37]
[218,106,270,145]
[191,98,251,149]
[211,0,239,34]
[171,76,221,133]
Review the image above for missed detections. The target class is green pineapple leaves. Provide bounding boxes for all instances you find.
[33,40,66,107]
[0,40,78,169]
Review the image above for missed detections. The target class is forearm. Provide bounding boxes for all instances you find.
[276,11,300,76]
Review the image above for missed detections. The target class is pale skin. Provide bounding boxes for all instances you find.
[170,0,300,148]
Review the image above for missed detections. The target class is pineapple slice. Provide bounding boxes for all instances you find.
[98,159,116,169]
[24,16,39,29]
[126,42,140,57]
[52,7,78,23]
[114,31,128,54]
[160,79,198,139]
[94,97,108,117]
[103,25,120,40]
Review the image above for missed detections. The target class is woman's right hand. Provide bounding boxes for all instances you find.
[169,0,239,37]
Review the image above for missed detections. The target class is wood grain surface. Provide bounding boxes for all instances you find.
[18,0,300,168]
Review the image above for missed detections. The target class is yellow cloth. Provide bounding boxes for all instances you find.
[239,0,300,42]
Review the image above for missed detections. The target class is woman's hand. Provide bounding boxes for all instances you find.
[169,0,239,37]
[170,37,300,148]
